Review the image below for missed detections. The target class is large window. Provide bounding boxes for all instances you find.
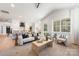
[53,18,70,32]
[44,24,47,35]
[44,24,47,31]
[53,21,60,32]
[61,18,70,32]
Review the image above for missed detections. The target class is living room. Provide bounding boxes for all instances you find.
[0,3,79,56]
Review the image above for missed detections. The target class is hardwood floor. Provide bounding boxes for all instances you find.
[0,41,79,56]
[0,35,15,52]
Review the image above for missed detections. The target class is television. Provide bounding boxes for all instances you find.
[20,22,25,27]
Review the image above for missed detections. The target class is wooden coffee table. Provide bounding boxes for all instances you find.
[32,39,53,55]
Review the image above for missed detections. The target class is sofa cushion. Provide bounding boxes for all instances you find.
[23,37,34,42]
[22,34,29,39]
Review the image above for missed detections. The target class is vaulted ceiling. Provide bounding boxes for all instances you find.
[0,3,79,23]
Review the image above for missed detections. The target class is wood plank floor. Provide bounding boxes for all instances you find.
[0,41,79,56]
[0,35,15,52]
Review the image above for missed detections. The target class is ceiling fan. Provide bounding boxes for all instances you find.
[35,3,40,8]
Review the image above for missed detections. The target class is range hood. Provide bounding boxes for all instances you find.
[0,9,11,22]
[0,10,9,14]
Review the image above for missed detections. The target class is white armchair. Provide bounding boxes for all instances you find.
[57,34,68,46]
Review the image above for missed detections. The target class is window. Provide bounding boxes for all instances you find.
[44,24,47,31]
[53,18,70,32]
[44,24,47,35]
[61,18,70,32]
[53,21,60,32]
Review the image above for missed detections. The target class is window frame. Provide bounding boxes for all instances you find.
[53,18,70,32]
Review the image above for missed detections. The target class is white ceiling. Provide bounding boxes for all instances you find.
[0,3,79,24]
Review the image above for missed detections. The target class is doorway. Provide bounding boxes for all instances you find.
[6,26,11,34]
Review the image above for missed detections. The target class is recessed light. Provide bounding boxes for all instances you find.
[11,3,15,8]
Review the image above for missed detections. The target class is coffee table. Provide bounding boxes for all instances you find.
[32,39,53,55]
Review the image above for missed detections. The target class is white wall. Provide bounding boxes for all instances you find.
[0,22,10,35]
[51,9,70,33]
[41,7,79,44]
[11,19,31,32]
[41,15,53,34]
[52,9,70,21]
[41,8,70,34]
[32,23,35,32]
[0,19,20,34]
[70,7,79,44]
[32,20,41,33]
[11,19,20,31]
